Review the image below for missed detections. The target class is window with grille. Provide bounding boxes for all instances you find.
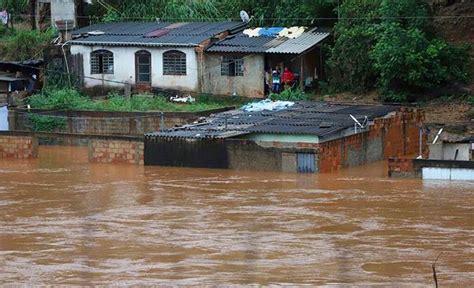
[90,50,114,74]
[163,50,186,75]
[221,56,244,76]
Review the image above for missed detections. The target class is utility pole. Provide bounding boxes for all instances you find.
[30,0,37,30]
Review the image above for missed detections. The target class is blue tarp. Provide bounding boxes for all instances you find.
[258,27,284,37]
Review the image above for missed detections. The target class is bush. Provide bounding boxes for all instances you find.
[28,114,66,132]
[0,29,55,61]
[269,88,309,101]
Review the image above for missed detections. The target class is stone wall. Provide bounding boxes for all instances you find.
[89,138,144,165]
[0,133,38,159]
[9,108,231,135]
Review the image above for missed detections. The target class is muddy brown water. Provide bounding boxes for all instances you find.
[0,146,473,286]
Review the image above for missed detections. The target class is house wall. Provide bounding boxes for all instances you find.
[429,143,471,161]
[70,45,199,92]
[202,53,265,97]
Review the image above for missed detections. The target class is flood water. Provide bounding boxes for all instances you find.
[0,146,473,285]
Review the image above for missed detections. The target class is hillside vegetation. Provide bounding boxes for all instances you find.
[0,0,471,103]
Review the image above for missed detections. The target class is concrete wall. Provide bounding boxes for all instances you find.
[202,53,265,97]
[70,45,199,92]
[89,139,144,165]
[226,139,319,172]
[0,133,38,159]
[227,140,283,171]
[9,108,230,135]
[429,143,471,161]
[36,0,76,28]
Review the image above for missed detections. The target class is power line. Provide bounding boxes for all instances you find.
[9,13,474,20]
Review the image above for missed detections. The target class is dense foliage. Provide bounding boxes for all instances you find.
[0,0,28,14]
[327,0,471,101]
[87,0,336,26]
[0,29,55,61]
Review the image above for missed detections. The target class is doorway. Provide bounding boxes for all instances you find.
[135,50,151,86]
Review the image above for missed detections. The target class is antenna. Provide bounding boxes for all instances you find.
[240,10,250,23]
[349,114,368,133]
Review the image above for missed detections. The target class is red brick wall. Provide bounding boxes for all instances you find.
[89,139,144,165]
[319,109,426,173]
[0,135,38,159]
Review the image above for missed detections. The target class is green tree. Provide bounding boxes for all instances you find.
[326,0,471,101]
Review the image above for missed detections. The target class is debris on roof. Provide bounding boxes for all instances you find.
[241,99,294,112]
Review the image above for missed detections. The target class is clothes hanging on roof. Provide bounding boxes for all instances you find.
[243,28,261,37]
[278,26,306,39]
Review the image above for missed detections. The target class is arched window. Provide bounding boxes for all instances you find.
[90,49,114,74]
[135,50,151,83]
[163,50,186,75]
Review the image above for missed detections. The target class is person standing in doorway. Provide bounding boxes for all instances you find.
[271,66,281,94]
[282,67,295,90]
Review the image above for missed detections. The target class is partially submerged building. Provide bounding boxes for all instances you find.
[68,22,330,97]
[145,101,424,173]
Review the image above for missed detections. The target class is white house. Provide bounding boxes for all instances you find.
[69,21,247,93]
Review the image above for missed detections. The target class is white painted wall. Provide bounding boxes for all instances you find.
[423,167,474,181]
[429,143,471,161]
[70,45,199,92]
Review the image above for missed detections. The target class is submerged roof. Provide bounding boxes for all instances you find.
[148,101,397,141]
[206,28,330,54]
[70,21,247,47]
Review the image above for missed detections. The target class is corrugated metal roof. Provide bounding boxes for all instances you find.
[147,101,398,140]
[70,21,247,47]
[206,29,330,54]
[265,32,330,54]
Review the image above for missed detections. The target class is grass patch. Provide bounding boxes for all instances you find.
[27,89,250,112]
